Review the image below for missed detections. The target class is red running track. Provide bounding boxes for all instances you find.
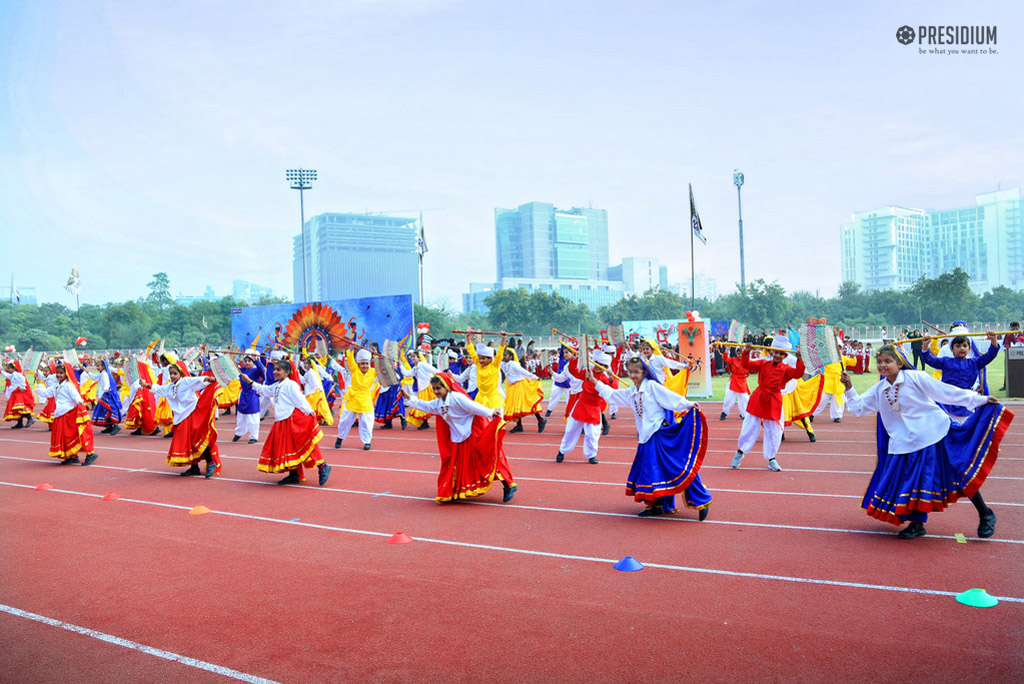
[1,405,1022,682]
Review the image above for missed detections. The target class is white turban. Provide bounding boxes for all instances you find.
[269,350,285,360]
[355,350,372,363]
[477,346,495,358]
[602,345,616,354]
[591,350,612,367]
[773,338,792,351]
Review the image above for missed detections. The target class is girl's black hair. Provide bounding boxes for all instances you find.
[275,359,293,374]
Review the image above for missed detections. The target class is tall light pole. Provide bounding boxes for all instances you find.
[286,168,317,302]
[733,169,746,291]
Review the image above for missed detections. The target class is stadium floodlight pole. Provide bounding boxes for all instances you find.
[733,169,746,291]
[286,168,317,302]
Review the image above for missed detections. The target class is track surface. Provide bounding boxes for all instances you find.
[1,404,1022,683]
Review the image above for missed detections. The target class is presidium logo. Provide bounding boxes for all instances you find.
[897,24,999,54]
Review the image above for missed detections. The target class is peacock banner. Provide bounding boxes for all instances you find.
[230,295,415,355]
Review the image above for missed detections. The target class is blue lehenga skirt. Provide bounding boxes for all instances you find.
[91,389,123,426]
[863,403,1013,525]
[626,408,712,512]
[374,384,405,423]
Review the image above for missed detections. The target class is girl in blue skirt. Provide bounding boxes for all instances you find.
[841,345,1012,539]
[591,356,712,519]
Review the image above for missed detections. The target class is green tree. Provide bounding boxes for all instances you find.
[146,272,173,309]
[484,288,533,333]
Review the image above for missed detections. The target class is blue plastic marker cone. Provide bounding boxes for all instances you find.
[956,588,998,608]
[614,556,644,572]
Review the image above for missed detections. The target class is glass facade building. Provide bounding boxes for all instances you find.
[293,212,420,303]
[841,189,1024,293]
[495,202,609,281]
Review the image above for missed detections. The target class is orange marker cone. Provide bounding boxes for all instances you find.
[100,492,120,501]
[387,532,413,544]
[188,505,211,515]
[35,483,53,491]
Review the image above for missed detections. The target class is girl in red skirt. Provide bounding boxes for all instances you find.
[37,363,98,465]
[35,362,59,427]
[241,359,330,486]
[3,360,36,428]
[142,362,221,478]
[402,373,516,503]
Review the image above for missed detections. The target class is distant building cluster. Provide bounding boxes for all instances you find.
[232,279,275,303]
[2,285,37,306]
[841,188,1024,293]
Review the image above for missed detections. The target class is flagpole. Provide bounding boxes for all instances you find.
[690,210,695,310]
[76,293,82,337]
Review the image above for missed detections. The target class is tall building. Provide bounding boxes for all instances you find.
[495,202,609,280]
[293,212,421,303]
[609,257,670,295]
[841,188,1024,293]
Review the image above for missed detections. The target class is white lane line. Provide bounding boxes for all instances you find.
[3,453,1023,512]
[0,603,280,683]
[4,460,1024,547]
[2,480,1021,604]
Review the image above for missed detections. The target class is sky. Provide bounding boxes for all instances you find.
[1,0,1022,310]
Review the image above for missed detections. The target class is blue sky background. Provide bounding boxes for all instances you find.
[1,0,1021,308]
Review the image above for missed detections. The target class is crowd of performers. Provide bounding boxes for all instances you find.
[1,319,1017,539]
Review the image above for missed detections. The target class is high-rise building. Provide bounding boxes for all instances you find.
[611,257,670,295]
[495,202,609,280]
[293,212,421,303]
[841,188,1024,293]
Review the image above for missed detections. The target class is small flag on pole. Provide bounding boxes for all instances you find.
[11,279,20,304]
[690,184,706,245]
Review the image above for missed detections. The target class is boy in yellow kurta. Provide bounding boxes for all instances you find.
[334,349,378,450]
[465,330,506,412]
[812,354,856,423]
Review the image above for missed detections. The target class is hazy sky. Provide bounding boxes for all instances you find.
[2,0,1021,309]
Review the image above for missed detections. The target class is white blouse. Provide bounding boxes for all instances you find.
[844,370,991,453]
[37,380,84,418]
[2,370,27,397]
[302,368,324,395]
[251,378,314,421]
[149,377,209,424]
[645,355,688,384]
[501,360,538,385]
[402,360,441,389]
[456,364,478,393]
[406,392,496,443]
[597,379,695,444]
[83,369,111,394]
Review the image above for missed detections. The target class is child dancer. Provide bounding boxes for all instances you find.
[334,349,378,450]
[545,345,573,417]
[592,356,712,519]
[841,345,1012,539]
[502,347,546,433]
[153,352,176,436]
[301,356,334,426]
[732,339,805,472]
[402,374,517,503]
[83,359,123,435]
[403,349,440,430]
[141,362,222,478]
[465,330,506,412]
[37,362,98,465]
[374,356,407,430]
[921,331,999,418]
[720,350,750,420]
[35,362,58,427]
[241,358,330,486]
[780,364,823,443]
[2,360,35,428]
[812,351,856,423]
[556,349,616,464]
[233,350,265,443]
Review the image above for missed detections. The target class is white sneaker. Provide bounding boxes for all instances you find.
[731,451,744,469]
[767,458,782,472]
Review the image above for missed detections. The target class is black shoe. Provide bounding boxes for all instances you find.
[179,463,201,477]
[809,415,814,423]
[362,443,371,451]
[417,422,430,430]
[545,409,552,417]
[131,428,142,436]
[164,432,173,438]
[637,505,664,517]
[59,455,81,465]
[25,417,35,428]
[400,417,407,430]
[222,408,232,416]
[719,412,727,421]
[538,418,547,433]
[780,432,785,442]
[588,456,598,464]
[278,470,301,485]
[100,426,113,434]
[318,464,331,486]
[148,430,161,436]
[204,461,218,478]
[82,452,98,466]
[11,420,23,429]
[334,438,342,449]
[610,414,616,420]
[808,432,817,442]
[698,506,709,522]
[248,438,257,444]
[555,452,564,463]
[509,423,524,434]
[833,418,841,423]
[898,522,926,539]
[232,435,241,442]
[978,510,997,538]
[380,422,393,430]
[502,482,517,503]
[600,418,609,436]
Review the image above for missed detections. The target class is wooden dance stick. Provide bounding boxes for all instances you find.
[897,331,1011,344]
[452,329,523,337]
[712,341,796,355]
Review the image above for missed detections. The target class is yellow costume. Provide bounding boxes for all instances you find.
[343,350,377,414]
[218,379,241,409]
[303,363,334,426]
[502,348,544,420]
[468,342,506,411]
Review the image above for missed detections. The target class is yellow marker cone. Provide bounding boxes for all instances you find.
[188,505,211,515]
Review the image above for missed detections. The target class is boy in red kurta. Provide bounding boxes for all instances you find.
[732,340,804,471]
[720,353,750,420]
[556,349,617,464]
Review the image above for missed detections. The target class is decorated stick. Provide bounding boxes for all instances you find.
[452,329,523,337]
[712,341,795,355]
[921,320,946,334]
[897,331,1010,344]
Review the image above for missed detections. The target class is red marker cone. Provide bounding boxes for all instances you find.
[35,483,53,491]
[188,505,211,515]
[100,492,120,501]
[387,532,413,544]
